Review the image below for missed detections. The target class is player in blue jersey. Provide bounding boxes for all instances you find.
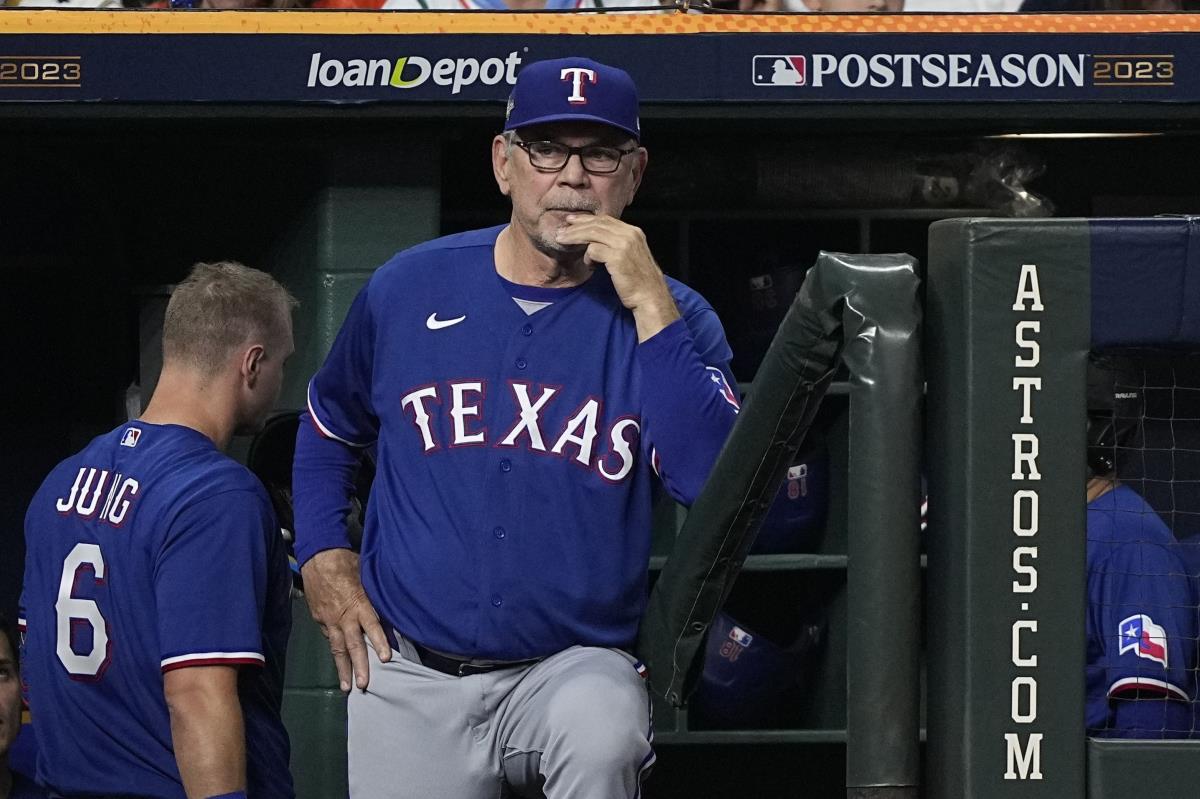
[1085,355,1199,738]
[20,262,298,798]
[292,57,740,798]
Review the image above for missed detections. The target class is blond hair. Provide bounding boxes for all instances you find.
[163,261,297,374]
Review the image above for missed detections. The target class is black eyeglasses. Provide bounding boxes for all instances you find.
[513,139,638,175]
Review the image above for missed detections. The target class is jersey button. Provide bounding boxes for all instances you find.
[500,459,512,473]
[493,526,506,539]
[491,595,503,608]
[521,324,533,336]
[515,357,528,369]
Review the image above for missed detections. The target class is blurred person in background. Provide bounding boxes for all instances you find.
[3,0,123,7]
[901,0,1019,11]
[5,0,304,7]
[719,0,904,11]
[1020,0,1195,10]
[309,0,662,11]
[1,613,44,799]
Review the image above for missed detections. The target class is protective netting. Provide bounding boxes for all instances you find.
[1087,348,1200,739]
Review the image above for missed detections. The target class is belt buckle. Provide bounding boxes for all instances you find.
[458,661,487,677]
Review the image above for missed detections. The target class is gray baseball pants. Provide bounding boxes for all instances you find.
[347,634,656,799]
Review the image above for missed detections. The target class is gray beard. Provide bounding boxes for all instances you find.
[530,233,586,261]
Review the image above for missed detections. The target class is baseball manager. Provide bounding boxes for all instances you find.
[292,56,740,798]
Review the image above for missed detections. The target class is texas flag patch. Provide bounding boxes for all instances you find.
[706,367,741,413]
[1118,614,1169,667]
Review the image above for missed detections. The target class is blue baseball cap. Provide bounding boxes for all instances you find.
[504,57,640,142]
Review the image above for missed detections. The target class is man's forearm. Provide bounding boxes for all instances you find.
[165,665,246,798]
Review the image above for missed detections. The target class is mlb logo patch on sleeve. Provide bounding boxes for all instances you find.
[1118,613,1169,667]
[120,427,142,448]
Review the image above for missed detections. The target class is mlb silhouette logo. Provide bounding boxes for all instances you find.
[753,55,807,87]
[728,626,753,647]
[120,427,142,448]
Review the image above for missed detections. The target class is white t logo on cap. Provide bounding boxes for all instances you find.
[560,67,597,105]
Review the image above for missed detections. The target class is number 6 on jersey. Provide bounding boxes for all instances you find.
[56,542,111,679]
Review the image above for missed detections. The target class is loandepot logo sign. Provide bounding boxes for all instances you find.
[753,52,1089,89]
[307,51,523,94]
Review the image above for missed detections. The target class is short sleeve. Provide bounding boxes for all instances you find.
[307,284,379,447]
[155,489,272,672]
[1094,541,1197,701]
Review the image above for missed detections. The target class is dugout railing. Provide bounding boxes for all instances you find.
[638,249,925,799]
[925,216,1200,799]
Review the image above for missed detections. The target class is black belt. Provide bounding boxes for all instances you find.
[411,642,540,677]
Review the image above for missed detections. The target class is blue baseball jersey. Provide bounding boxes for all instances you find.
[19,422,294,798]
[301,224,738,660]
[1086,484,1199,738]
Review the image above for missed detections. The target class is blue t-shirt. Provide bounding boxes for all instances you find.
[1086,484,1199,738]
[20,423,294,797]
[301,225,738,659]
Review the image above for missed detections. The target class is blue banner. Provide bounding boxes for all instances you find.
[0,30,1196,104]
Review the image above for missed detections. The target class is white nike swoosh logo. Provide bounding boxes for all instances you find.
[426,313,466,330]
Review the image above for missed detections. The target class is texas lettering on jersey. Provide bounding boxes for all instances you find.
[299,226,739,660]
[399,379,640,482]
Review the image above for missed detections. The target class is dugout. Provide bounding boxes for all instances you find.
[4,10,1200,798]
[925,216,1200,798]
